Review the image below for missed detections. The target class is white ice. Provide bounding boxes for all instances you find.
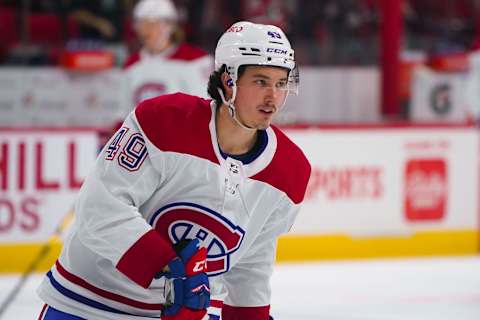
[1,256,479,319]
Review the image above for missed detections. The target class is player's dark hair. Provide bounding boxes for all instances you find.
[207,65,246,106]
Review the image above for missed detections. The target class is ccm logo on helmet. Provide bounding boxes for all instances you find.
[227,26,243,33]
[267,48,288,54]
[150,202,245,276]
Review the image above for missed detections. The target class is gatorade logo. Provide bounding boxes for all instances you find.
[429,83,451,115]
[404,158,447,221]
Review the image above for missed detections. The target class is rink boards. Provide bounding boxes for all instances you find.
[0,125,478,272]
[280,124,479,261]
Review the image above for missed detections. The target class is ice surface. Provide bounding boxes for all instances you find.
[1,256,479,319]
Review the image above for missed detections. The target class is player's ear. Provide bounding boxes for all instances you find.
[221,72,234,96]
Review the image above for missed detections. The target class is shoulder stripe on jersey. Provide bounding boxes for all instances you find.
[135,93,218,164]
[251,126,311,204]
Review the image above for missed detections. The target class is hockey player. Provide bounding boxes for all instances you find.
[99,0,213,151]
[37,21,310,320]
[123,0,213,108]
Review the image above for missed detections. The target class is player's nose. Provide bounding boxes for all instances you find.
[264,86,278,101]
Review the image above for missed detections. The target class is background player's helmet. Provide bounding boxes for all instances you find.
[215,21,299,94]
[133,0,178,21]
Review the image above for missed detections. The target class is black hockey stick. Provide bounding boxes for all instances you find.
[0,209,75,319]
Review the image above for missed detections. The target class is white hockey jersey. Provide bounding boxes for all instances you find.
[123,44,213,117]
[37,93,311,320]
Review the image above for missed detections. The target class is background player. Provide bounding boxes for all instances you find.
[123,0,213,109]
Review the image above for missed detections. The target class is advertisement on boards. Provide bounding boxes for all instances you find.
[0,129,98,243]
[285,127,479,236]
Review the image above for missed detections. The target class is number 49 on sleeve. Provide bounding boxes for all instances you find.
[105,127,148,172]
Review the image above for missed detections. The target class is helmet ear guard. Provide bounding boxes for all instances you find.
[288,65,300,95]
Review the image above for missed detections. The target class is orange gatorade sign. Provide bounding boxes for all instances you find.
[60,50,114,71]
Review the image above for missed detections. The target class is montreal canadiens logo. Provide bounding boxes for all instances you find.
[149,202,245,276]
[133,83,167,105]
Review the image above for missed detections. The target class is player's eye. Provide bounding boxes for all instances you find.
[276,80,288,90]
[254,79,268,87]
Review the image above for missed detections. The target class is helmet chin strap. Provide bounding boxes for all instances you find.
[217,87,257,132]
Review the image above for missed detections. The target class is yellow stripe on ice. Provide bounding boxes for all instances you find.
[277,229,479,262]
[0,240,63,273]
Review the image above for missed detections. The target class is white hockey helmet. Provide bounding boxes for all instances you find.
[215,21,298,94]
[133,0,178,21]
